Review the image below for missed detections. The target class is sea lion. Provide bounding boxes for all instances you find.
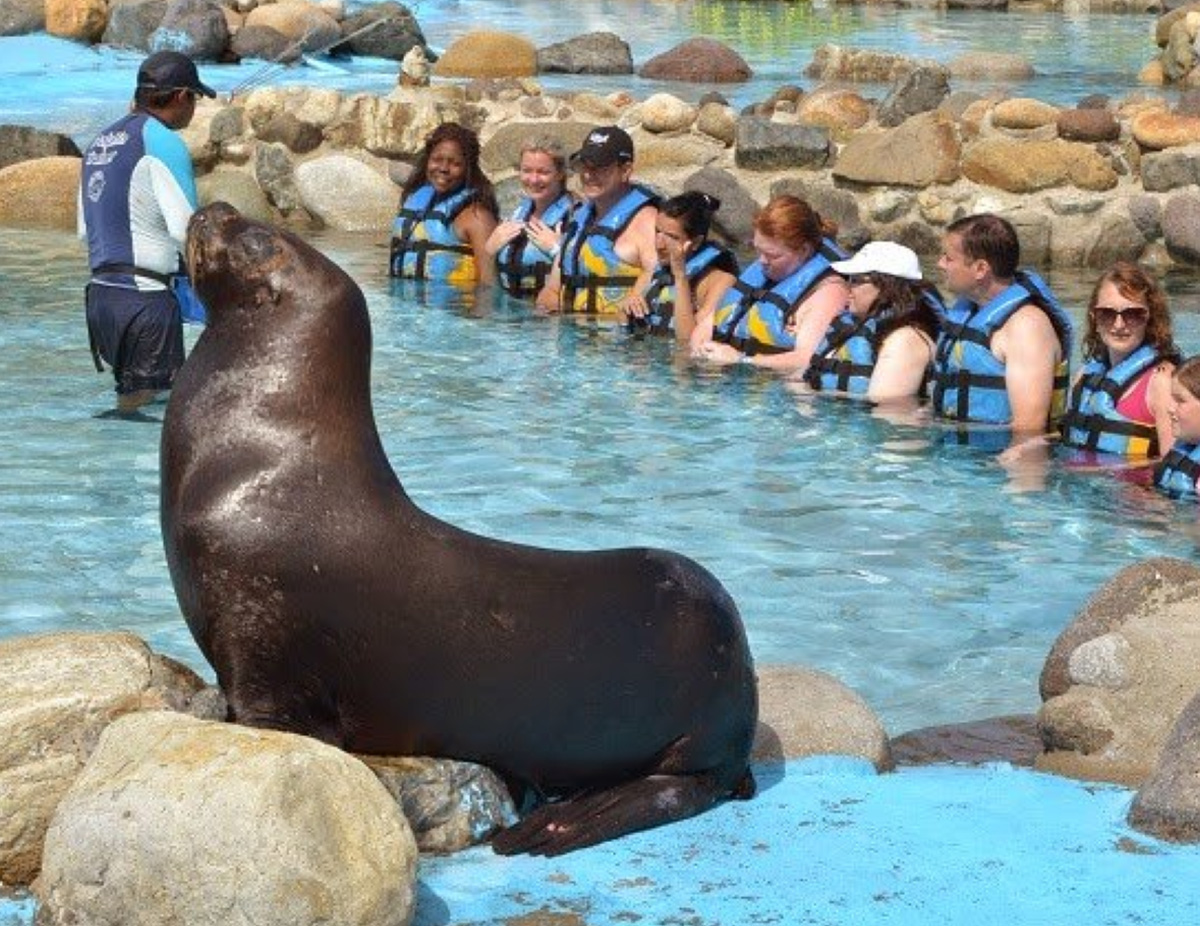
[161,202,757,856]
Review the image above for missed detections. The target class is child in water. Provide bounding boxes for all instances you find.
[1154,356,1200,497]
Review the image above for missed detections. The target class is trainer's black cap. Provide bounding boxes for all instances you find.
[569,126,634,168]
[137,51,216,98]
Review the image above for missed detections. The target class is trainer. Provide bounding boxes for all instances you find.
[79,51,214,413]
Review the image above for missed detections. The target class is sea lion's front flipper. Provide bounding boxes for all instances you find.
[490,770,753,857]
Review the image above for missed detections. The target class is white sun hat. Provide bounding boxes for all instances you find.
[831,241,923,281]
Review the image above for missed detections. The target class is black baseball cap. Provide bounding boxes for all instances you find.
[570,126,634,168]
[136,51,216,98]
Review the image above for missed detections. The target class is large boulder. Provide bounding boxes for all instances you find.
[149,0,229,61]
[639,92,697,134]
[1056,107,1121,143]
[36,711,418,926]
[0,632,215,886]
[991,97,1061,131]
[102,0,169,49]
[806,44,927,83]
[962,138,1118,193]
[1128,689,1200,842]
[1037,559,1200,785]
[0,125,80,171]
[435,30,537,79]
[682,165,759,246]
[294,154,397,231]
[536,31,633,75]
[734,116,831,171]
[197,166,276,222]
[832,111,961,188]
[891,716,1042,767]
[1140,141,1200,192]
[334,0,428,61]
[1132,108,1200,149]
[241,0,340,54]
[639,37,751,83]
[948,51,1034,81]
[45,0,107,42]
[0,156,80,230]
[753,666,893,771]
[877,64,950,128]
[1163,190,1200,265]
[0,0,45,36]
[795,86,871,138]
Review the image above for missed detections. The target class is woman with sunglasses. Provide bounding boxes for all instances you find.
[803,241,945,403]
[1060,261,1181,458]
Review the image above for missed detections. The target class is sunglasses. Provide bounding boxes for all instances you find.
[1092,305,1149,326]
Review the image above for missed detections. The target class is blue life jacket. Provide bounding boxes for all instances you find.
[806,289,946,395]
[931,270,1073,425]
[1060,344,1165,457]
[632,242,737,336]
[1155,441,1200,497]
[712,238,847,355]
[560,184,659,315]
[390,184,479,283]
[496,192,575,297]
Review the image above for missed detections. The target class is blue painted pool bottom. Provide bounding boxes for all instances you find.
[3,758,1197,923]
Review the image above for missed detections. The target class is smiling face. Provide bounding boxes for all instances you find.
[1091,279,1149,363]
[578,160,632,212]
[426,138,467,195]
[519,149,564,207]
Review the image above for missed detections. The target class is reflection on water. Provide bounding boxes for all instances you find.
[3,226,1199,735]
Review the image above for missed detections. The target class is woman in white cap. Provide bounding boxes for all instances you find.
[803,240,945,403]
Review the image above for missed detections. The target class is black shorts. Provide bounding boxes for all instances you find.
[86,283,185,395]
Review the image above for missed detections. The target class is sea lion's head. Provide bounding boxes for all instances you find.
[186,202,361,328]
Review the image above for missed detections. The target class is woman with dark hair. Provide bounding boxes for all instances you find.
[1155,355,1200,496]
[485,136,574,297]
[804,241,945,403]
[390,122,499,285]
[691,195,849,372]
[622,191,739,343]
[1061,261,1180,458]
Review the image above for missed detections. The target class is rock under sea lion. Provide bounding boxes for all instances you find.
[161,202,758,856]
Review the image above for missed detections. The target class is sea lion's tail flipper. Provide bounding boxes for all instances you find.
[490,769,752,857]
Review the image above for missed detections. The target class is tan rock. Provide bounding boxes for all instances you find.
[962,138,1117,192]
[832,111,961,188]
[795,86,871,138]
[753,665,893,771]
[635,134,724,171]
[949,51,1034,81]
[0,156,80,230]
[696,101,736,146]
[243,0,340,50]
[295,154,397,231]
[197,167,277,223]
[434,30,537,79]
[959,98,994,139]
[639,92,697,134]
[45,0,106,42]
[1139,59,1166,86]
[1131,109,1200,150]
[992,97,1061,131]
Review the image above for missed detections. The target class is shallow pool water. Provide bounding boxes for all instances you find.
[4,225,1200,736]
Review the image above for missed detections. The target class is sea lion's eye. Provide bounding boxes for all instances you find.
[237,228,281,263]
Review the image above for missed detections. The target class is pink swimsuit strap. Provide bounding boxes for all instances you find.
[1115,365,1155,425]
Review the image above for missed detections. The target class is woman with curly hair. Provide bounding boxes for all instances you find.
[1060,261,1181,458]
[390,122,499,285]
[804,240,945,403]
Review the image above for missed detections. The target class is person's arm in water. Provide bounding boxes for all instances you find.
[744,276,849,372]
[535,257,563,313]
[993,303,1061,439]
[678,268,736,345]
[455,203,498,285]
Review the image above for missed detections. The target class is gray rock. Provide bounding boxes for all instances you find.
[734,115,830,171]
[696,101,736,146]
[231,23,293,62]
[481,120,593,177]
[537,31,633,75]
[1128,690,1200,842]
[1141,143,1200,192]
[0,125,80,171]
[769,175,866,248]
[1128,194,1163,239]
[257,111,323,153]
[254,141,301,214]
[207,105,245,145]
[148,0,229,61]
[294,154,396,231]
[334,1,428,61]
[364,755,517,853]
[197,166,277,222]
[102,0,168,50]
[832,111,961,188]
[682,165,759,245]
[877,65,950,128]
[1081,211,1150,269]
[0,632,210,887]
[1163,191,1200,265]
[0,0,43,36]
[36,712,417,926]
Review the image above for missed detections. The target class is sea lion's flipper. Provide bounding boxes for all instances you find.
[491,771,736,857]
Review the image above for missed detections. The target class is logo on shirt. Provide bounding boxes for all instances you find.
[85,130,129,167]
[86,170,106,203]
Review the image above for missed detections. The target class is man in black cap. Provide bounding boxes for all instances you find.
[79,51,216,414]
[535,125,659,315]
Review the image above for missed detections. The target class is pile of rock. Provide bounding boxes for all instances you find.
[1146,2,1200,86]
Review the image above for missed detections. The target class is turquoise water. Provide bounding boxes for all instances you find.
[4,224,1200,738]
